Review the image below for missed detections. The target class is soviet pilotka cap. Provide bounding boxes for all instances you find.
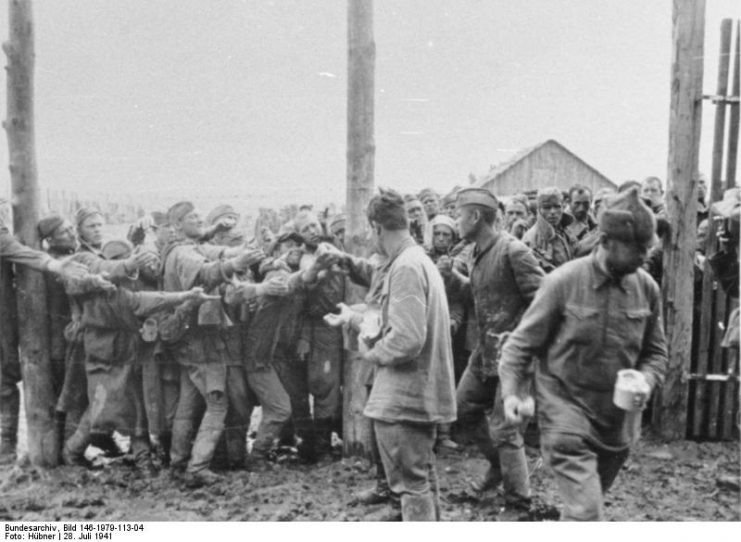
[167,201,195,224]
[206,204,240,227]
[599,187,657,245]
[37,214,65,240]
[455,187,498,210]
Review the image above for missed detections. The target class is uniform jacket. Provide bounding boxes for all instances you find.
[499,253,668,449]
[363,238,456,424]
[459,231,544,379]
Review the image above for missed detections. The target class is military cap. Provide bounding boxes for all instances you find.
[599,187,656,245]
[150,211,168,226]
[167,201,195,224]
[75,206,102,227]
[455,187,498,210]
[329,213,346,233]
[206,204,240,227]
[38,214,65,240]
[102,239,133,261]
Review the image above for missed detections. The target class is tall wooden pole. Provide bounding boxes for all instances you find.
[343,0,375,459]
[726,22,740,188]
[655,0,705,440]
[3,0,57,466]
[710,19,733,203]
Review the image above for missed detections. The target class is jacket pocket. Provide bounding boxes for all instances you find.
[561,303,601,345]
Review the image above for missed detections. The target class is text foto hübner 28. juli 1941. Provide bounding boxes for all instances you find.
[4,523,145,541]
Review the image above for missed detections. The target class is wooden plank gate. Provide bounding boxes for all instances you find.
[686,18,740,441]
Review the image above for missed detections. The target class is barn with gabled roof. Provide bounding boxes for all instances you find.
[474,139,617,196]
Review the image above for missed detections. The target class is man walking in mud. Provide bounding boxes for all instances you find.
[499,188,668,521]
[448,187,543,510]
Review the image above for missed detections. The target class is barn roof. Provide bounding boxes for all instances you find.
[475,139,615,189]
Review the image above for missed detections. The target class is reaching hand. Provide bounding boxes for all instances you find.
[183,286,221,305]
[503,395,535,425]
[233,248,266,271]
[214,216,237,233]
[89,273,116,292]
[323,302,357,328]
[129,250,158,272]
[259,276,289,297]
[436,255,453,277]
[55,258,89,280]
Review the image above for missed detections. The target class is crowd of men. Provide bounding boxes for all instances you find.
[0,172,736,521]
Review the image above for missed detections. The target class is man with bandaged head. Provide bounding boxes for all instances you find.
[499,188,668,521]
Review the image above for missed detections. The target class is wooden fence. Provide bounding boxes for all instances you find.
[687,232,739,441]
[43,188,144,224]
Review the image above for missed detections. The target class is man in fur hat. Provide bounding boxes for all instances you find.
[499,187,668,521]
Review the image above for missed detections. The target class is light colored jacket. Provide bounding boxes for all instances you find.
[363,238,457,424]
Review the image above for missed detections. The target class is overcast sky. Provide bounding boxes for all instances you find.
[0,0,738,210]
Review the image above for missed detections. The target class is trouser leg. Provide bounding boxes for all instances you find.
[0,347,21,459]
[64,408,92,460]
[307,323,343,452]
[374,420,438,521]
[273,356,312,444]
[187,389,228,473]
[246,367,291,457]
[130,367,152,465]
[597,447,630,494]
[455,366,499,465]
[157,363,180,461]
[489,378,530,503]
[0,382,20,459]
[169,369,204,470]
[223,366,249,466]
[541,432,607,521]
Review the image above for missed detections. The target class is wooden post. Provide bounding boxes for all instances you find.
[3,0,57,466]
[655,0,705,440]
[710,19,733,203]
[343,0,375,459]
[727,22,740,188]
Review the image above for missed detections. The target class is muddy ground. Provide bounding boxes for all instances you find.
[1,434,738,522]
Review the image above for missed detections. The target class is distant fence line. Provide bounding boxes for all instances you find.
[44,188,145,225]
[42,189,342,237]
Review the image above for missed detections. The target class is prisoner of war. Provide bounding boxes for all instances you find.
[499,187,668,521]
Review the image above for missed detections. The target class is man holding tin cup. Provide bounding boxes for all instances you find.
[498,187,668,521]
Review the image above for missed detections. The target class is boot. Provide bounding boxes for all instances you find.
[244,451,276,473]
[62,434,91,467]
[0,388,20,465]
[499,444,531,503]
[183,468,223,488]
[314,418,335,459]
[470,462,503,493]
[54,411,67,464]
[436,423,459,451]
[296,424,318,464]
[153,432,172,467]
[355,476,393,505]
[400,493,437,521]
[62,412,92,467]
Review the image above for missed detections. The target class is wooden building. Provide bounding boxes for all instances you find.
[474,139,617,196]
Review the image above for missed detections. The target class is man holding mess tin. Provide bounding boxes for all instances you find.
[498,187,668,521]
